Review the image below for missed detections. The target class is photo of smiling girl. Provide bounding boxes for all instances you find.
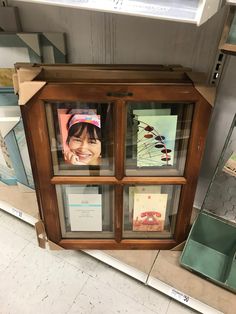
[60,113,101,166]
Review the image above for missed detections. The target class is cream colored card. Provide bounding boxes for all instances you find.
[128,185,161,222]
[68,194,102,231]
[133,193,168,231]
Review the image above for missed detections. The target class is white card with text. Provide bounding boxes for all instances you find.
[68,194,102,231]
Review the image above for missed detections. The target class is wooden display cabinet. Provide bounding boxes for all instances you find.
[19,65,212,249]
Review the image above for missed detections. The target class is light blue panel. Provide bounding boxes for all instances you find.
[0,33,42,63]
[13,120,35,189]
[4,129,29,187]
[0,132,17,185]
[0,88,18,106]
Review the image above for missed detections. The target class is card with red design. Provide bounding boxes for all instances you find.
[133,193,168,231]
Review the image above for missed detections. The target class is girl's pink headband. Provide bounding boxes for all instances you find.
[68,114,101,129]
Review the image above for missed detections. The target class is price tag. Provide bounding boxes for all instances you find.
[170,288,190,304]
[11,207,22,218]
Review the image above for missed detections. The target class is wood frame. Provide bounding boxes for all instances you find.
[21,67,212,249]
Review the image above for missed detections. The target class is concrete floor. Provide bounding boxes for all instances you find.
[0,209,197,314]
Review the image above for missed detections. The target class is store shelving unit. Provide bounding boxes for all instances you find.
[0,2,234,312]
[13,0,224,25]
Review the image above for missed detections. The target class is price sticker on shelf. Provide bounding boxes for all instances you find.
[170,288,190,304]
[11,207,22,218]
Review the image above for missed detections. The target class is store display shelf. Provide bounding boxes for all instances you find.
[0,200,37,225]
[82,250,225,314]
[0,192,233,314]
[0,184,39,226]
[83,250,149,283]
[147,276,223,314]
[13,0,223,25]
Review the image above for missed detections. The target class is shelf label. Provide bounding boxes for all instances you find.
[170,288,190,304]
[11,207,23,218]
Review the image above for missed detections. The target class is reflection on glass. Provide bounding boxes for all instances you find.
[46,102,114,176]
[56,184,114,238]
[123,184,181,238]
[227,11,236,45]
[125,102,193,176]
[0,132,17,185]
[14,121,34,188]
[202,115,236,222]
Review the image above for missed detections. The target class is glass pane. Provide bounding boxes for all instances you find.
[0,132,17,185]
[13,121,34,188]
[46,102,114,176]
[227,12,236,45]
[123,184,181,238]
[125,102,193,176]
[202,115,236,223]
[56,184,114,238]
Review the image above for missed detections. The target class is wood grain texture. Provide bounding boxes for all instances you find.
[59,239,177,250]
[115,100,125,180]
[121,177,187,185]
[21,67,212,249]
[39,84,198,102]
[174,96,212,243]
[114,185,123,243]
[21,97,62,243]
[51,177,119,185]
[51,177,186,185]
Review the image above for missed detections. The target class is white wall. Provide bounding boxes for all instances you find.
[9,0,226,77]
